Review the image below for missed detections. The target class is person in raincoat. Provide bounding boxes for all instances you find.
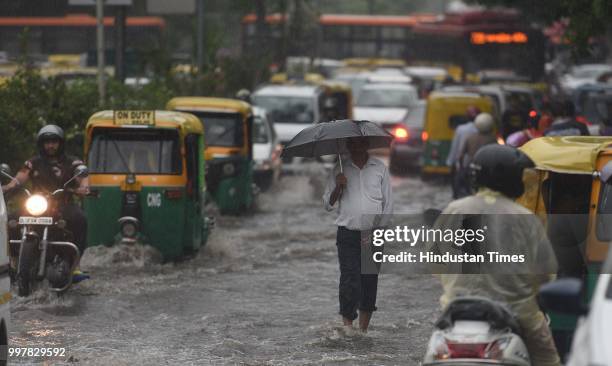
[433,145,560,366]
[322,136,393,333]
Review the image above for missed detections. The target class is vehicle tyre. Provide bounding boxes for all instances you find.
[17,239,38,297]
[0,320,6,366]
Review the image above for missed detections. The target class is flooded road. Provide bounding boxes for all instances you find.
[10,162,452,365]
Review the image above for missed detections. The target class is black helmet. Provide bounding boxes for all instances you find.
[469,145,534,198]
[37,124,65,156]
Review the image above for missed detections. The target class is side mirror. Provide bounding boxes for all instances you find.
[0,163,13,180]
[0,163,11,175]
[538,278,588,315]
[74,164,89,178]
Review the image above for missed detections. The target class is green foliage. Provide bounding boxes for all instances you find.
[474,0,612,55]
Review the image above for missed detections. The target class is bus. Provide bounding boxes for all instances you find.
[241,13,436,60]
[407,9,546,81]
[0,14,164,75]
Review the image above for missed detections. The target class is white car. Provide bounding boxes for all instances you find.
[0,179,11,365]
[539,247,612,366]
[252,107,282,191]
[561,64,612,93]
[251,84,325,148]
[353,83,419,129]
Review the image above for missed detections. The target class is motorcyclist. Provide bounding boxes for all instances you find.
[433,145,560,366]
[235,89,252,104]
[1,125,90,282]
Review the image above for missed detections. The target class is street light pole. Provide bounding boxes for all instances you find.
[196,0,205,74]
[96,0,106,106]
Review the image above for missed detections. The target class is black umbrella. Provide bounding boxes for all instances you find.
[281,119,393,172]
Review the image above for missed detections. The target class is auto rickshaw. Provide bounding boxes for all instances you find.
[166,97,255,214]
[517,136,612,357]
[83,110,212,261]
[421,91,495,175]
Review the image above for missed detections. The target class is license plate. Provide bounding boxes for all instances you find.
[18,216,53,225]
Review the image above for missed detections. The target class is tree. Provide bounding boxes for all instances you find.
[473,0,612,56]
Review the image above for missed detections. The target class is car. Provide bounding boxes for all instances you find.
[389,100,426,174]
[251,84,326,148]
[539,246,612,366]
[353,82,419,133]
[572,83,612,134]
[252,107,282,191]
[560,64,612,93]
[0,175,11,365]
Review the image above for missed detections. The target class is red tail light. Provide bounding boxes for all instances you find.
[421,131,429,141]
[393,126,409,141]
[447,343,488,358]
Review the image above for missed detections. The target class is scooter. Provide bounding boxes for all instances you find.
[423,296,530,366]
[1,163,87,296]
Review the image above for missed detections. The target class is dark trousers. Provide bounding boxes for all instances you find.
[61,203,88,256]
[336,226,378,321]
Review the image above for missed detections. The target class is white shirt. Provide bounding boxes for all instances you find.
[322,155,393,230]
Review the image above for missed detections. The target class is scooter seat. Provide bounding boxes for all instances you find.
[435,296,522,335]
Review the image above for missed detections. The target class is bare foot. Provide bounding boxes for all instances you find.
[359,310,372,333]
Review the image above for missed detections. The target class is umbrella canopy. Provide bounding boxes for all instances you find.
[281,119,392,158]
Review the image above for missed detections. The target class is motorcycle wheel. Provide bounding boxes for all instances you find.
[17,239,38,297]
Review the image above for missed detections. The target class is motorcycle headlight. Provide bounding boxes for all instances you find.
[25,195,48,216]
[121,221,138,238]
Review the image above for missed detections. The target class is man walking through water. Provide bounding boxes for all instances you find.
[323,137,393,333]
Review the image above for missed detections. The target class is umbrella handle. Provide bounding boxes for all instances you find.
[337,139,343,174]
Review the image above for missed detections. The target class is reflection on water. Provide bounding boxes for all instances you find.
[10,163,447,365]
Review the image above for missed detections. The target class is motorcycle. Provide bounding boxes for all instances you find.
[1,163,88,297]
[423,296,530,366]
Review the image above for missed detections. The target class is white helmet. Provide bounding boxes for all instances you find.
[474,113,494,133]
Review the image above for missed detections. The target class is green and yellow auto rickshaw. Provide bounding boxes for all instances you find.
[166,97,255,214]
[83,110,212,261]
[422,91,495,175]
[517,136,612,357]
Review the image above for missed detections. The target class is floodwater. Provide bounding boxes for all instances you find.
[10,161,452,365]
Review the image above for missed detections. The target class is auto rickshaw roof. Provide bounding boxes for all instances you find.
[166,97,252,116]
[86,110,203,135]
[520,136,612,174]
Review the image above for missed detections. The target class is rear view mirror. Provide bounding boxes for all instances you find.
[74,164,89,178]
[0,163,11,176]
[538,278,587,315]
[0,163,13,181]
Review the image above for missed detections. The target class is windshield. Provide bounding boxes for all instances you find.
[253,116,269,143]
[573,67,611,79]
[88,128,181,174]
[252,95,315,124]
[191,112,243,147]
[356,88,416,108]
